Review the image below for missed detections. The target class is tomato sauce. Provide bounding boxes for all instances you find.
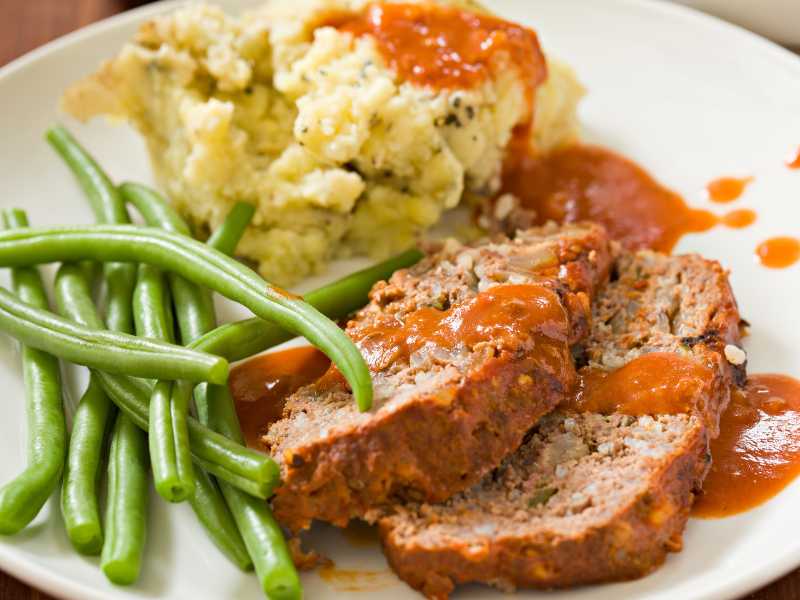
[705,176,753,203]
[333,3,547,113]
[755,236,800,269]
[500,144,718,252]
[564,352,715,416]
[693,374,800,518]
[349,284,572,374]
[230,346,330,449]
[787,146,800,169]
[720,208,756,229]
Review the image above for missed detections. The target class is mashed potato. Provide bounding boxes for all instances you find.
[64,0,583,285]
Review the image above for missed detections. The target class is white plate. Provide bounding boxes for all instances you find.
[673,0,800,45]
[0,0,799,598]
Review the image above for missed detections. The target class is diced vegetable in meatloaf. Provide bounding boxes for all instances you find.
[264,223,613,530]
[379,250,744,598]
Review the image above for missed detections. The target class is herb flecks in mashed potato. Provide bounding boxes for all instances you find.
[63,1,583,285]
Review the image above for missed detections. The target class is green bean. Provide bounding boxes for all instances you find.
[206,384,300,599]
[0,286,227,383]
[206,202,256,257]
[133,265,173,341]
[132,263,195,502]
[45,125,138,335]
[46,129,151,583]
[0,210,66,536]
[96,373,277,498]
[47,123,135,556]
[123,185,205,503]
[119,182,191,235]
[61,374,111,554]
[121,183,216,344]
[54,265,278,497]
[100,413,149,585]
[192,248,424,362]
[55,262,110,555]
[186,468,252,570]
[46,127,128,225]
[119,186,252,563]
[159,202,298,592]
[0,225,372,411]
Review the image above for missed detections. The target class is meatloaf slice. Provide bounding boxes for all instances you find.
[379,250,744,598]
[264,223,613,530]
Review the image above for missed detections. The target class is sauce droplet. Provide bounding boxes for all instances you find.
[693,374,800,518]
[230,346,330,449]
[705,176,753,203]
[755,236,800,269]
[721,208,756,229]
[500,144,717,253]
[787,146,800,169]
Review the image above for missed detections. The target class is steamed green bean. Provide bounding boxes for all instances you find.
[61,374,112,554]
[54,265,278,497]
[133,263,195,502]
[191,248,424,362]
[0,210,66,536]
[121,185,252,563]
[0,225,372,410]
[100,413,149,585]
[206,202,256,257]
[0,287,227,383]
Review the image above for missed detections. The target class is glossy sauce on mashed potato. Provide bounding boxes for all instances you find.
[63,0,583,284]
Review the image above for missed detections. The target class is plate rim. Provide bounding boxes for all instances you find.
[1,0,799,598]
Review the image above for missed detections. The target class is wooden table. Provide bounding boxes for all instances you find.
[0,0,798,598]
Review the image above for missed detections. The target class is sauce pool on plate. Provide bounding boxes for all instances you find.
[693,374,800,518]
[500,144,717,252]
[230,346,330,449]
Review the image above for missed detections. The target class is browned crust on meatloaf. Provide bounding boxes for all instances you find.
[380,413,707,599]
[265,223,613,531]
[377,250,744,598]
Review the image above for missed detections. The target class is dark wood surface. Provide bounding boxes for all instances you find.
[0,1,798,598]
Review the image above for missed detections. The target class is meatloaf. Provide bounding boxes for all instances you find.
[379,250,744,598]
[264,223,613,530]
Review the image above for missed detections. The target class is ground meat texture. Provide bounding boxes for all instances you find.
[381,412,706,598]
[378,250,743,598]
[584,250,744,437]
[264,222,613,530]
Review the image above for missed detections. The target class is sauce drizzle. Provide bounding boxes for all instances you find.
[565,352,715,417]
[230,346,330,449]
[705,176,753,203]
[350,284,571,374]
[334,3,547,113]
[500,144,717,253]
[755,237,800,269]
[694,374,800,518]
